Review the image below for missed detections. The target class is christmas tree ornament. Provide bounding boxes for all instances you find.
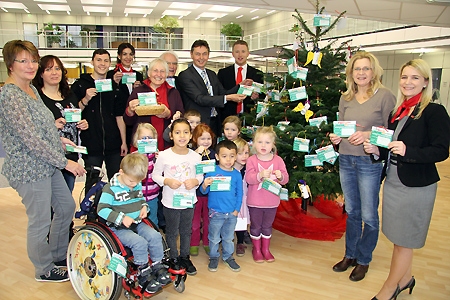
[298,180,312,212]
[305,46,323,68]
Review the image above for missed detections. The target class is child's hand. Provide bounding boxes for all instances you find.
[172,111,181,121]
[259,169,271,179]
[202,177,213,189]
[184,179,199,190]
[232,210,238,216]
[195,146,206,154]
[273,170,282,180]
[55,117,66,130]
[122,215,135,228]
[164,178,183,189]
[139,207,148,219]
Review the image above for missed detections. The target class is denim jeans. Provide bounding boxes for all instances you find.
[110,222,164,266]
[62,169,75,192]
[339,154,382,265]
[208,210,237,261]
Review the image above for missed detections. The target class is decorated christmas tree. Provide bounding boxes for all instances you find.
[242,2,351,200]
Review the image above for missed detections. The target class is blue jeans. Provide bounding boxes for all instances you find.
[208,210,237,261]
[110,222,164,266]
[339,155,382,265]
[62,169,75,192]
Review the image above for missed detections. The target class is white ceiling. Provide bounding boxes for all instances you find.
[1,0,450,26]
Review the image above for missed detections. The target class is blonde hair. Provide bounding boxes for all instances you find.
[233,137,249,153]
[148,58,169,76]
[395,59,432,120]
[342,51,384,101]
[222,115,242,132]
[120,153,148,180]
[252,126,277,154]
[132,123,157,147]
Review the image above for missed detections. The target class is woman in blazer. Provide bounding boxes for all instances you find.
[364,59,450,300]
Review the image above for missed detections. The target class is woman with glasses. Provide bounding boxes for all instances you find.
[364,59,450,300]
[329,51,396,282]
[33,55,89,192]
[107,43,144,150]
[124,58,184,151]
[0,40,85,282]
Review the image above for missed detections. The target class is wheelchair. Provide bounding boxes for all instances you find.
[67,167,187,300]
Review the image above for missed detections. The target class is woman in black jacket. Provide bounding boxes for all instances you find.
[364,59,450,300]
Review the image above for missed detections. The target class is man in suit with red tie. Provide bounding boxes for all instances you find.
[176,40,251,136]
[218,40,264,124]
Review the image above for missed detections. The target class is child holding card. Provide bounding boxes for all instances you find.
[190,124,216,256]
[201,140,243,272]
[153,119,203,276]
[130,123,160,226]
[245,126,289,263]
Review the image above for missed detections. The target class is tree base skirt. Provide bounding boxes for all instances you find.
[273,195,347,241]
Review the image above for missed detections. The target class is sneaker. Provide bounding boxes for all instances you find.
[223,257,240,272]
[203,245,210,255]
[244,231,252,245]
[36,267,69,282]
[168,257,182,271]
[179,256,197,276]
[152,262,172,286]
[139,276,162,294]
[208,258,219,272]
[190,246,199,256]
[236,243,245,257]
[54,259,67,269]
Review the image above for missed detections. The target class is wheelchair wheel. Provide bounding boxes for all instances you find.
[67,225,123,300]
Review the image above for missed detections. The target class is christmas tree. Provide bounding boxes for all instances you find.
[242,2,351,200]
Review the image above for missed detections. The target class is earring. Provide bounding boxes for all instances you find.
[423,86,427,88]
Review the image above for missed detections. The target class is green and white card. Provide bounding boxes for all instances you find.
[94,79,112,92]
[293,67,308,81]
[108,253,127,278]
[65,145,88,154]
[309,116,327,127]
[315,145,337,163]
[313,14,331,27]
[195,159,216,174]
[262,178,281,195]
[305,154,323,167]
[271,90,280,102]
[333,121,356,137]
[64,108,82,122]
[370,126,394,148]
[137,139,157,154]
[237,85,254,96]
[287,57,297,74]
[293,137,310,152]
[288,86,307,101]
[277,121,290,132]
[252,82,264,93]
[210,176,232,191]
[138,92,157,106]
[280,188,289,201]
[173,192,195,208]
[121,72,136,84]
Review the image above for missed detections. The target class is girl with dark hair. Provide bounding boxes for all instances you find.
[33,55,89,191]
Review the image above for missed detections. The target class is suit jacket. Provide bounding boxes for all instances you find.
[176,65,239,126]
[378,103,450,187]
[217,64,263,122]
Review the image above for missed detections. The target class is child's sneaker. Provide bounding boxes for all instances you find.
[190,246,199,256]
[223,257,241,272]
[35,267,69,282]
[179,255,197,275]
[203,245,210,254]
[140,276,162,294]
[208,258,219,272]
[54,259,67,269]
[236,243,245,257]
[152,262,172,286]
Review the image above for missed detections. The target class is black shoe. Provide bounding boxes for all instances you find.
[168,257,182,271]
[349,264,369,282]
[139,276,162,294]
[35,267,69,282]
[332,257,356,272]
[179,255,197,275]
[372,285,400,300]
[399,276,415,295]
[152,262,172,286]
[54,259,67,269]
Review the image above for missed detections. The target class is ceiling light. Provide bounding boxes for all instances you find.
[24,8,30,13]
[87,11,90,15]
[267,10,276,14]
[143,14,147,17]
[236,15,243,19]
[106,12,109,16]
[162,10,191,16]
[1,7,8,12]
[46,10,50,14]
[195,16,200,20]
[125,8,153,14]
[250,9,259,13]
[0,2,27,10]
[125,13,128,17]
[83,6,112,13]
[169,2,200,9]
[38,4,71,12]
[209,5,240,12]
[67,11,70,15]
[126,0,159,7]
[33,0,67,2]
[81,0,113,4]
[251,16,259,20]
[178,15,183,19]
[212,17,217,21]
[198,12,227,18]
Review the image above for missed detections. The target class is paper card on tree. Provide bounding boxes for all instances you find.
[293,67,308,81]
[252,82,264,93]
[315,145,337,163]
[262,178,281,196]
[235,217,248,231]
[217,136,225,143]
[277,121,290,132]
[210,176,232,191]
[280,188,289,201]
[121,72,136,84]
[333,121,356,137]
[256,102,269,116]
[65,145,88,154]
[138,92,157,106]
[237,85,254,96]
[173,192,194,208]
[287,57,297,74]
[108,253,127,278]
[309,116,328,127]
[64,108,82,122]
[288,86,307,101]
[271,90,280,102]
[95,79,113,92]
[305,154,323,167]
[293,137,310,152]
[326,153,338,165]
[313,14,331,27]
[137,139,157,154]
[370,126,394,148]
[195,159,216,174]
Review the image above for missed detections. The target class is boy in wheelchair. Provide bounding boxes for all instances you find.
[97,153,171,294]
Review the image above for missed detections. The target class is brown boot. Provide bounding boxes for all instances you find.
[332,257,356,272]
[349,264,369,281]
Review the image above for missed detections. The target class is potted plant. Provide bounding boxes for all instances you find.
[153,16,179,49]
[38,23,63,48]
[80,26,96,48]
[221,23,243,47]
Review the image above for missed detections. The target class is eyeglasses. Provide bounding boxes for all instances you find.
[14,59,39,65]
[353,67,372,72]
[166,62,178,66]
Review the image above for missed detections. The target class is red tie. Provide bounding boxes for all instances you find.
[236,66,243,114]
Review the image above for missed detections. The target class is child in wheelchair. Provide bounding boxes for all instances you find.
[97,153,171,294]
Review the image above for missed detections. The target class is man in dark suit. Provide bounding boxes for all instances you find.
[176,40,250,136]
[218,40,264,123]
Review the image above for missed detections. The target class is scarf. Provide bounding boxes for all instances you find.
[114,63,133,73]
[390,92,421,123]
